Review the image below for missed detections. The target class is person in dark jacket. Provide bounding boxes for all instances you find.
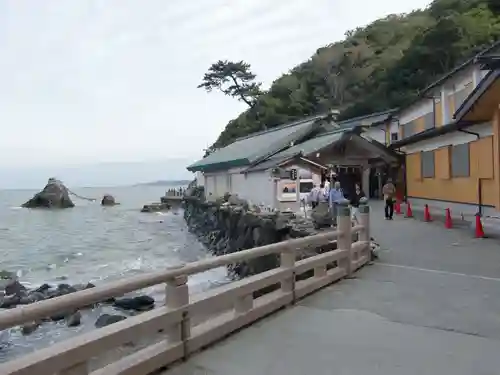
[350,183,366,223]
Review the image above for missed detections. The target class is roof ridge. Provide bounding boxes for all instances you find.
[230,114,325,143]
[337,108,398,124]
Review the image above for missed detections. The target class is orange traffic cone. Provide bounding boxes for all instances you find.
[405,201,413,218]
[395,201,402,215]
[475,213,485,238]
[444,208,452,229]
[424,204,432,222]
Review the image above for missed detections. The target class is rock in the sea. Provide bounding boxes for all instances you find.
[22,178,74,209]
[101,194,118,206]
[0,273,27,308]
[66,311,82,327]
[141,203,170,213]
[95,314,127,328]
[2,279,26,297]
[113,295,155,311]
[0,295,20,309]
[21,322,40,335]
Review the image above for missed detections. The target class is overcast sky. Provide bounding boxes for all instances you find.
[0,0,431,187]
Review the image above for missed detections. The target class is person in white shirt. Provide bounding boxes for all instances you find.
[318,183,329,203]
[324,180,330,193]
[308,184,321,208]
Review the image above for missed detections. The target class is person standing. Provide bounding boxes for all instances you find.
[308,184,321,209]
[382,178,396,220]
[350,183,365,224]
[329,181,345,223]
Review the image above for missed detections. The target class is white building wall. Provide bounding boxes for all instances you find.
[398,63,489,131]
[362,127,386,144]
[242,171,275,207]
[195,171,204,187]
[399,100,433,125]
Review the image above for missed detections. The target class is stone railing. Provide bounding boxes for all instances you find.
[0,204,371,375]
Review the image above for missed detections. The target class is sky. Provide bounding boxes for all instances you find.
[0,0,431,188]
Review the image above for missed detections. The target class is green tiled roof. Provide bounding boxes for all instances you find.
[187,115,324,172]
[272,128,349,159]
[244,128,350,172]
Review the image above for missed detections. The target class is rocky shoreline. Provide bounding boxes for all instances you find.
[0,271,155,337]
[183,187,345,280]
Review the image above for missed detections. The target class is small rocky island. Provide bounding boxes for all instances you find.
[22,178,75,209]
[101,194,119,206]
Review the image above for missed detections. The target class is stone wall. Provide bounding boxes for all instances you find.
[183,187,337,278]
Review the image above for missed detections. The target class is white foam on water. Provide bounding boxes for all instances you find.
[188,266,230,294]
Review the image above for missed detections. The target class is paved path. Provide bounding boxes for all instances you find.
[165,201,500,374]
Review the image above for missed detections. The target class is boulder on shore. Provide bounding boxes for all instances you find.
[101,194,118,206]
[22,178,74,209]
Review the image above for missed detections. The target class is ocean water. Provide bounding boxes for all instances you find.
[0,184,228,361]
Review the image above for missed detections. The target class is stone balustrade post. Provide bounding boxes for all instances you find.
[280,246,296,303]
[337,199,352,276]
[165,275,190,344]
[358,198,370,259]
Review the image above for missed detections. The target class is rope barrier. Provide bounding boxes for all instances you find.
[67,188,96,202]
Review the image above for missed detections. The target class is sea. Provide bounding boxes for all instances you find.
[0,184,228,362]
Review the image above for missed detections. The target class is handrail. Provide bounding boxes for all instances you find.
[0,203,371,375]
[0,229,341,330]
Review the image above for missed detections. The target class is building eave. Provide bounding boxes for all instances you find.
[454,69,500,122]
[187,158,250,173]
[390,120,481,149]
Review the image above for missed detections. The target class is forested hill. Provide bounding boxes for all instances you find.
[201,0,500,151]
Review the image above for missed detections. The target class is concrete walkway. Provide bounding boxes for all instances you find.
[165,201,500,374]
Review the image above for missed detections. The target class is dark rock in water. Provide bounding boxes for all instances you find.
[57,283,77,295]
[0,295,20,309]
[21,322,40,335]
[22,178,74,209]
[95,314,127,328]
[34,283,52,294]
[4,280,26,297]
[66,311,82,327]
[113,295,155,311]
[50,312,69,321]
[26,292,46,303]
[101,194,118,206]
[141,203,170,213]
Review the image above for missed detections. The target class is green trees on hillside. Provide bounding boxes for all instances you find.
[198,0,500,149]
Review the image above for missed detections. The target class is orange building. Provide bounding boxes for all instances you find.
[390,48,500,218]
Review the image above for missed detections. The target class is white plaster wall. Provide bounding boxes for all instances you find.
[204,167,246,197]
[204,175,215,196]
[445,66,473,92]
[195,171,204,187]
[401,122,492,154]
[399,63,485,128]
[242,171,275,207]
[362,127,386,144]
[230,172,247,198]
[399,100,433,124]
[388,119,399,135]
